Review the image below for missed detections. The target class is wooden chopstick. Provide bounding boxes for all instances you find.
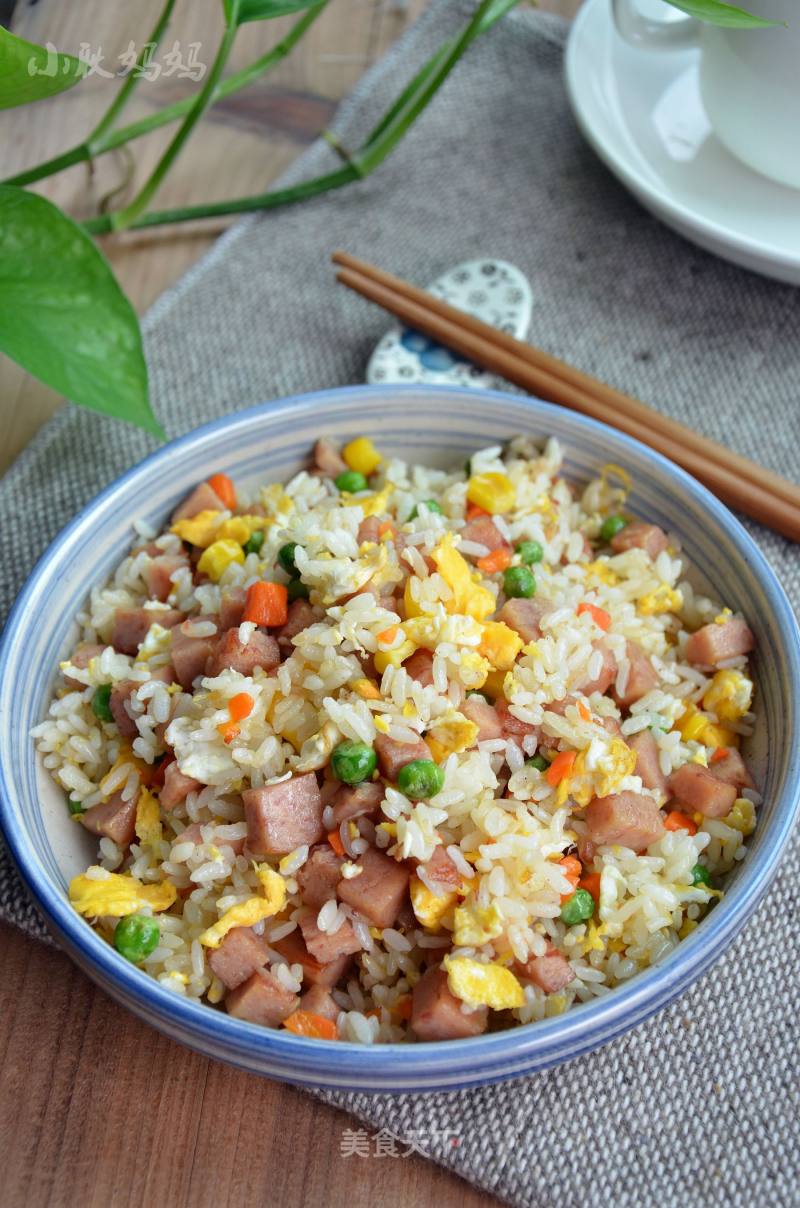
[333,252,800,543]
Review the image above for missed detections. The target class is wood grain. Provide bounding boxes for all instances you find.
[0,3,579,1204]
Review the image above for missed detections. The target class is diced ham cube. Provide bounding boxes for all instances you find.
[243,773,324,856]
[462,694,503,742]
[404,649,435,688]
[629,730,667,795]
[109,680,139,738]
[685,619,755,668]
[610,522,669,559]
[516,949,574,994]
[296,845,343,909]
[411,966,487,1041]
[144,554,188,603]
[272,929,354,988]
[577,834,596,864]
[600,715,623,738]
[80,790,138,848]
[460,516,507,556]
[298,914,363,964]
[170,628,218,690]
[357,516,381,544]
[219,587,246,630]
[329,781,384,828]
[708,748,755,790]
[495,698,540,739]
[313,438,347,478]
[576,641,618,696]
[208,926,269,991]
[277,598,316,649]
[336,847,410,928]
[374,733,432,781]
[111,607,183,656]
[171,481,226,524]
[206,627,280,677]
[585,791,665,852]
[160,761,203,810]
[299,984,340,1022]
[496,597,549,643]
[614,641,659,708]
[668,763,737,818]
[62,642,104,688]
[225,969,298,1026]
[419,845,461,889]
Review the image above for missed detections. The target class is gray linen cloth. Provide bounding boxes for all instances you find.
[2,3,799,1203]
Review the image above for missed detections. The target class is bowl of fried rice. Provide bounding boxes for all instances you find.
[1,384,798,1092]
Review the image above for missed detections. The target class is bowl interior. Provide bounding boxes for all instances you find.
[1,384,798,1091]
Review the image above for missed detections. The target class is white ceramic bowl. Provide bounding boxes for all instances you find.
[1,385,798,1092]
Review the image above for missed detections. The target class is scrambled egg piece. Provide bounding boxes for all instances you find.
[579,921,607,956]
[70,869,176,917]
[466,472,516,515]
[217,515,267,545]
[197,539,245,581]
[341,484,393,518]
[702,669,753,723]
[482,666,508,699]
[638,585,683,616]
[584,560,619,586]
[374,638,415,674]
[443,955,525,1010]
[452,903,503,946]
[401,616,440,647]
[410,875,456,929]
[343,436,382,476]
[593,739,637,799]
[725,797,756,836]
[432,533,495,622]
[351,677,381,700]
[199,867,286,948]
[171,509,222,546]
[134,787,162,846]
[478,621,523,671]
[426,709,479,755]
[675,703,739,749]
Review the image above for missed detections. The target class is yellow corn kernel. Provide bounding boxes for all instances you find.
[637,585,683,616]
[197,539,245,582]
[351,677,381,700]
[343,436,382,476]
[466,472,516,515]
[675,703,708,744]
[701,722,740,750]
[725,797,756,836]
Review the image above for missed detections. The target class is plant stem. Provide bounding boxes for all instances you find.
[81,0,520,235]
[87,0,177,147]
[109,14,240,230]
[2,2,328,188]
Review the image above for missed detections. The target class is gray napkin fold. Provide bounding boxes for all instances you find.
[1,3,798,1204]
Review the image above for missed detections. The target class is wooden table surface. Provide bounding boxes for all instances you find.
[0,2,578,1204]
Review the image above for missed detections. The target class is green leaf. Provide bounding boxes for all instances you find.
[0,186,163,437]
[0,25,87,109]
[223,0,323,25]
[663,0,782,27]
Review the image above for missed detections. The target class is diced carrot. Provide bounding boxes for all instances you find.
[327,829,345,857]
[546,749,576,786]
[466,502,489,521]
[283,1010,338,1041]
[377,625,399,645]
[229,692,254,722]
[242,580,288,627]
[477,546,513,575]
[217,720,240,744]
[577,602,611,631]
[577,701,591,722]
[710,747,729,764]
[207,472,236,510]
[392,994,413,1021]
[664,809,698,835]
[558,855,582,887]
[377,521,395,539]
[578,872,602,902]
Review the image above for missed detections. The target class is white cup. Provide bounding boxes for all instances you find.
[612,0,800,189]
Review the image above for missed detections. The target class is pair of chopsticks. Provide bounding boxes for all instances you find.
[332,251,800,543]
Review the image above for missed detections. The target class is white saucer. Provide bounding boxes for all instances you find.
[565,0,800,286]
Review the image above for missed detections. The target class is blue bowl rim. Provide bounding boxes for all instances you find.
[1,382,798,1092]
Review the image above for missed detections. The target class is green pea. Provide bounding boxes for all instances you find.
[691,863,712,887]
[600,515,628,542]
[515,540,543,565]
[409,499,443,521]
[278,542,299,574]
[287,579,310,602]
[335,470,368,494]
[525,754,549,772]
[91,683,114,723]
[503,566,536,599]
[397,759,445,799]
[331,741,377,786]
[560,888,595,927]
[68,798,85,816]
[114,914,160,963]
[243,530,265,556]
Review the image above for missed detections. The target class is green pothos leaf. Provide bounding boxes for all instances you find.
[664,0,782,28]
[0,25,87,109]
[0,186,163,437]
